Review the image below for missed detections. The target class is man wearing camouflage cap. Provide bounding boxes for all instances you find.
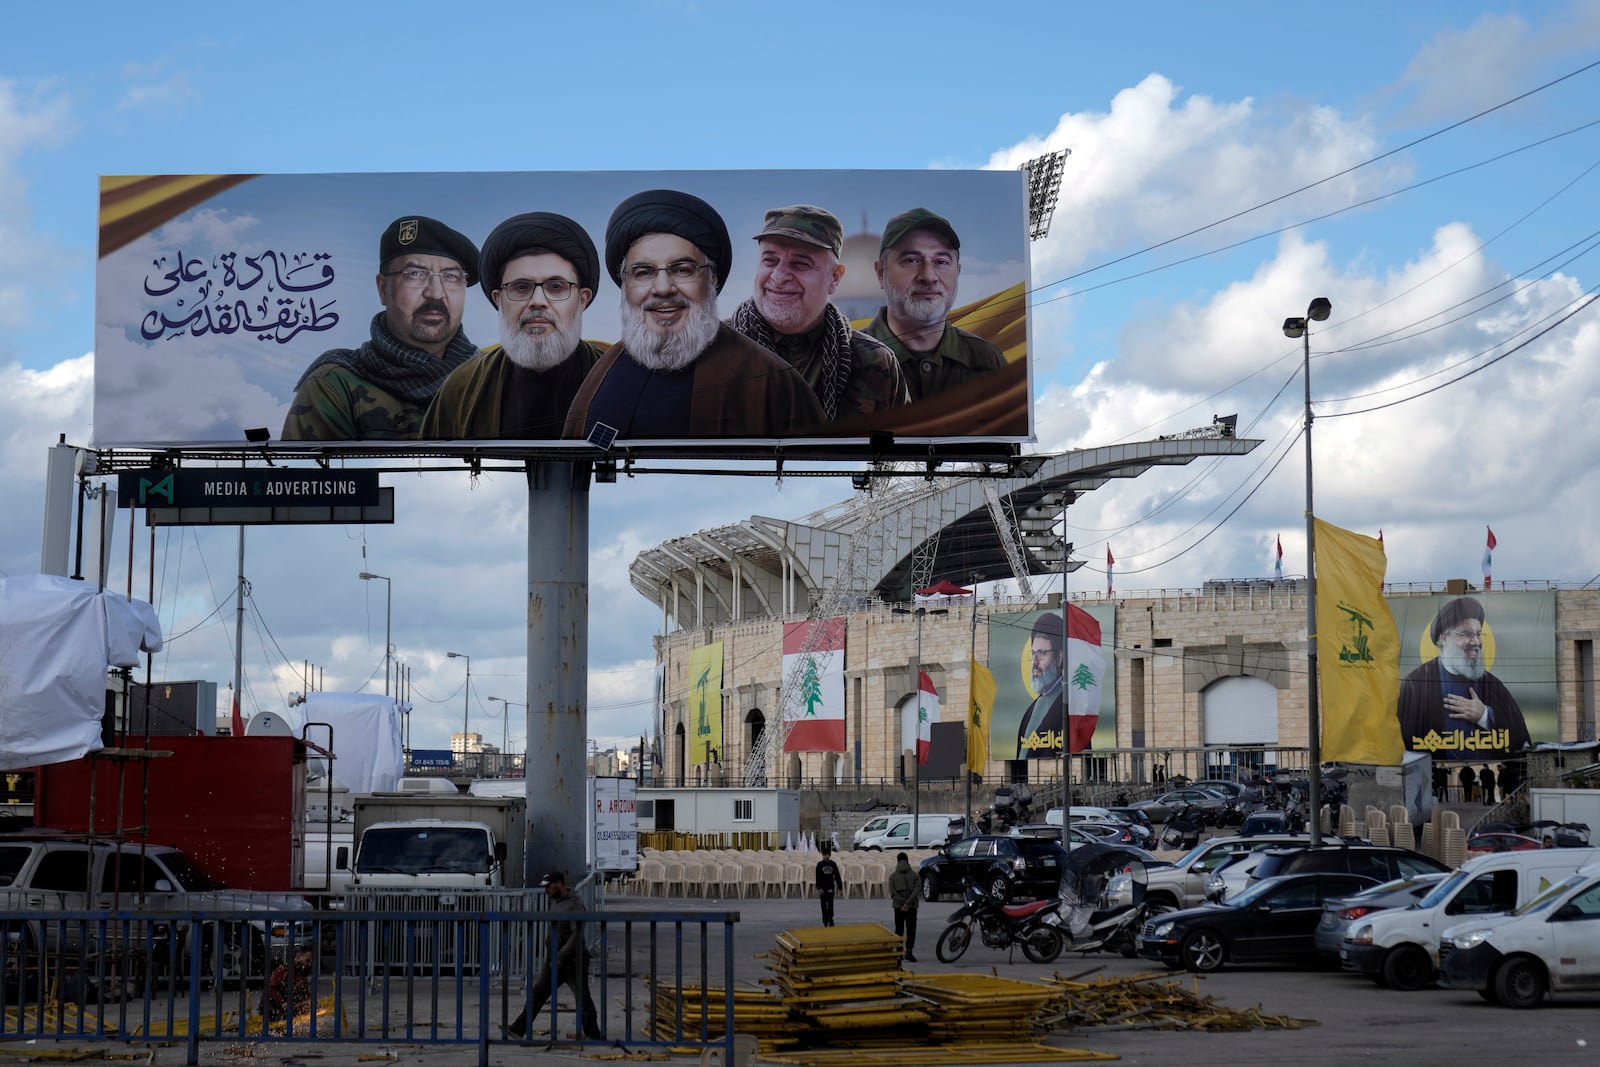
[866,207,1007,402]
[422,212,606,440]
[728,205,909,421]
[284,215,480,440]
[564,189,823,439]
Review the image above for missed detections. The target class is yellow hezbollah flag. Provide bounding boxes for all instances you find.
[687,641,724,765]
[1314,519,1403,765]
[968,659,996,773]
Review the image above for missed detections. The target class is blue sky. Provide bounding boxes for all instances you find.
[4,1,1600,753]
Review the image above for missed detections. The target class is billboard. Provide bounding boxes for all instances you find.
[988,604,1116,760]
[1391,591,1555,759]
[95,171,1031,456]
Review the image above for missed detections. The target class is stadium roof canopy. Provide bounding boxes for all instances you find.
[629,434,1260,630]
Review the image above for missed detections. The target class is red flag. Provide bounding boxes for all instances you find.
[231,689,244,737]
[1483,527,1497,590]
[1105,545,1114,596]
[1377,529,1384,547]
[1274,535,1283,581]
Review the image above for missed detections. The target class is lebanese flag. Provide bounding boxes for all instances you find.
[1483,527,1497,590]
[1105,546,1114,596]
[1065,604,1105,754]
[1274,535,1283,581]
[915,670,938,764]
[231,689,244,737]
[782,618,846,752]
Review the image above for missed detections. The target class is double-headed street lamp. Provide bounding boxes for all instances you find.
[446,651,471,755]
[1283,295,1332,846]
[358,572,392,696]
[487,695,525,754]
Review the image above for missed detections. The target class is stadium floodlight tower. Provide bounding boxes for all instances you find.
[1021,149,1071,241]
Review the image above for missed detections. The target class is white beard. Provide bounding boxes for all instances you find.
[620,294,721,372]
[883,277,953,331]
[499,311,581,371]
[1439,644,1486,681]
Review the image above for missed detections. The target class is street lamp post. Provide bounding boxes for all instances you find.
[1283,295,1332,846]
[487,696,525,757]
[358,572,392,696]
[447,651,471,764]
[893,605,948,842]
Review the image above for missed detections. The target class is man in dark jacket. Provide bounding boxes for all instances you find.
[887,852,919,963]
[507,870,602,1041]
[814,842,842,927]
[1398,597,1531,759]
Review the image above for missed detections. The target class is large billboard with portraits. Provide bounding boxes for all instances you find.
[95,171,1031,456]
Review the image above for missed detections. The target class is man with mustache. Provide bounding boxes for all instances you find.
[283,215,479,440]
[866,208,1007,402]
[1016,612,1066,760]
[564,189,823,440]
[728,204,908,421]
[1397,596,1532,758]
[421,212,605,440]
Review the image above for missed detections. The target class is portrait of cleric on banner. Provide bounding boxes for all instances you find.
[1396,595,1537,759]
[988,606,1111,762]
[92,170,1031,453]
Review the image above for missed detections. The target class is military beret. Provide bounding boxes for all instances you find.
[755,204,843,258]
[478,212,600,303]
[878,207,960,258]
[1429,597,1485,644]
[379,216,479,285]
[605,189,732,293]
[1031,611,1066,645]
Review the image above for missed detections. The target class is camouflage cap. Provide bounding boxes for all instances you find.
[754,205,843,257]
[878,207,960,258]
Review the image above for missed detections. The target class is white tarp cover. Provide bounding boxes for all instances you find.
[299,692,404,793]
[0,574,163,770]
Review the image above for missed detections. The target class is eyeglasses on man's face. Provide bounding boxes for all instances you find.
[499,277,579,303]
[622,260,713,288]
[384,267,469,290]
[1445,627,1484,643]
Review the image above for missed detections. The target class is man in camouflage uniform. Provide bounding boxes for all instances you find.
[728,204,909,420]
[282,216,479,440]
[866,208,1006,402]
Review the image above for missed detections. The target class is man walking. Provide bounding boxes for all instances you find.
[814,842,842,927]
[507,870,602,1041]
[887,852,919,963]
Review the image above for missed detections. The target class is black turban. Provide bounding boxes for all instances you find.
[1031,611,1066,648]
[478,212,600,303]
[1429,597,1485,644]
[604,189,732,293]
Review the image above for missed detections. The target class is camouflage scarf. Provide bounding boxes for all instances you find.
[292,313,477,405]
[729,299,851,420]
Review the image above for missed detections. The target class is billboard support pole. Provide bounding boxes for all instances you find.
[527,460,591,885]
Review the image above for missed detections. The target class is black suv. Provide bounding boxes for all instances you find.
[1248,844,1449,888]
[917,834,1067,903]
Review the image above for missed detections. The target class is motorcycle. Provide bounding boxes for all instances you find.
[1159,804,1205,850]
[934,882,1064,964]
[1051,842,1153,957]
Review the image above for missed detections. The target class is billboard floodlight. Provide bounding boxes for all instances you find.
[1020,149,1070,241]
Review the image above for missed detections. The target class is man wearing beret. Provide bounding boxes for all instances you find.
[563,189,824,440]
[866,208,1007,402]
[1016,612,1067,760]
[728,205,909,421]
[421,212,606,440]
[1397,596,1531,758]
[283,216,479,440]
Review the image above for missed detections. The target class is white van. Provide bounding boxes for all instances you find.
[852,814,897,849]
[1437,859,1600,1007]
[858,813,971,850]
[1046,806,1114,826]
[1342,847,1600,989]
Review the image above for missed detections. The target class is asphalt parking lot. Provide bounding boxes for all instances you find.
[23,889,1600,1066]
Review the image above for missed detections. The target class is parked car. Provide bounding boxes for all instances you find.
[1311,873,1449,957]
[1437,861,1600,1008]
[1465,832,1544,857]
[851,815,896,849]
[1137,871,1382,972]
[1206,849,1274,902]
[1131,789,1231,824]
[1113,833,1310,913]
[918,834,1068,903]
[1246,844,1450,889]
[1239,810,1299,836]
[1072,820,1143,847]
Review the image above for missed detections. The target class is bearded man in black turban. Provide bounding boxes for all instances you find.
[1397,596,1531,758]
[421,212,607,440]
[563,189,823,440]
